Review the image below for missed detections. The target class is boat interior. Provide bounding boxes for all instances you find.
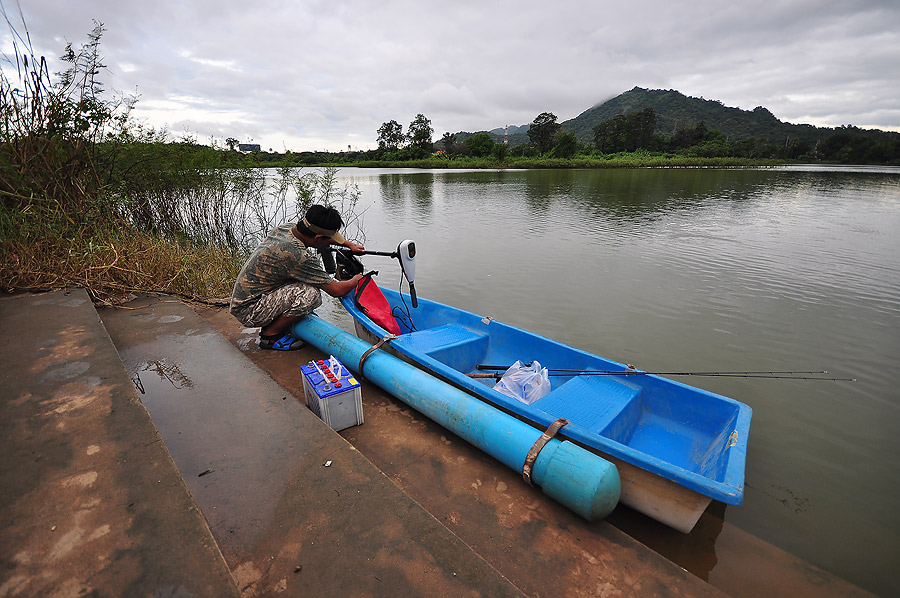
[390,307,742,482]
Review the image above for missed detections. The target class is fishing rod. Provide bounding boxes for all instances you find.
[470,373,855,381]
[478,365,834,374]
[470,365,856,381]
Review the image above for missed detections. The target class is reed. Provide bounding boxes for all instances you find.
[1,20,360,304]
[2,221,243,302]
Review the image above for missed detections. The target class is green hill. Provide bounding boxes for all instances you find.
[454,87,898,163]
[562,87,824,145]
[489,87,831,147]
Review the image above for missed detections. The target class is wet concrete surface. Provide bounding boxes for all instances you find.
[196,301,876,598]
[5,287,871,597]
[194,302,728,598]
[0,289,239,598]
[98,294,525,598]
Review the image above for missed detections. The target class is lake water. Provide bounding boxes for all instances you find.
[314,165,899,596]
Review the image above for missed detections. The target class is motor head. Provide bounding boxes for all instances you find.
[397,239,418,308]
[397,240,416,284]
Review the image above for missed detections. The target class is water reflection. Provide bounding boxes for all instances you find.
[405,171,434,215]
[608,502,727,581]
[500,168,792,226]
[522,170,577,209]
[574,169,775,221]
[379,172,434,221]
[378,173,406,214]
[133,359,194,392]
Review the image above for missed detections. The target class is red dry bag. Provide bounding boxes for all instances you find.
[353,275,401,335]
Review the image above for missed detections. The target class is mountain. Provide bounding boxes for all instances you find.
[487,124,528,140]
[562,87,824,145]
[480,87,831,147]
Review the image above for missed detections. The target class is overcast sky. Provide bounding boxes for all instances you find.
[4,0,899,151]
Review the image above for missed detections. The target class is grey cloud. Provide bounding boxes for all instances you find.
[6,0,899,150]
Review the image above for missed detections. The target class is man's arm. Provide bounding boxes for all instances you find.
[321,273,364,298]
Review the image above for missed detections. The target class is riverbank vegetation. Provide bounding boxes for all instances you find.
[1,23,360,303]
[233,105,897,168]
[353,109,899,168]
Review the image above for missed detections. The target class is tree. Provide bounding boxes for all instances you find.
[440,132,457,154]
[670,121,710,149]
[407,114,433,153]
[377,120,404,151]
[225,137,239,151]
[593,108,657,153]
[463,133,495,157]
[551,132,578,158]
[527,112,561,155]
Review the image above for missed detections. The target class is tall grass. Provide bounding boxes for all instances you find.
[1,18,360,303]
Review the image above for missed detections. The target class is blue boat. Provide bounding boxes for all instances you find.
[341,285,752,533]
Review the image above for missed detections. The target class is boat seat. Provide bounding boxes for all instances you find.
[400,325,490,372]
[532,374,641,437]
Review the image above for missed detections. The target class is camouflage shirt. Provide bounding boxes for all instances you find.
[230,223,333,317]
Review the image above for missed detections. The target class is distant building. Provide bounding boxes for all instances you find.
[238,144,261,153]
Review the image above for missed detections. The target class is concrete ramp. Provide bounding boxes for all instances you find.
[0,289,240,597]
[97,294,525,597]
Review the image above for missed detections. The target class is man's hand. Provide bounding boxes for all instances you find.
[322,272,365,298]
[343,241,365,254]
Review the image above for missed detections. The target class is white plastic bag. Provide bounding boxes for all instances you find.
[493,360,552,405]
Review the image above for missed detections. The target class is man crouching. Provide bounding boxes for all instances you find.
[230,205,365,350]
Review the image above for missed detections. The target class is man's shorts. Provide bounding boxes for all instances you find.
[233,282,322,327]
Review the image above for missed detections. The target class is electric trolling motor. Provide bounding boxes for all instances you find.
[321,240,418,308]
[397,240,417,308]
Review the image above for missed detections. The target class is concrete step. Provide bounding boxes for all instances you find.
[0,289,240,597]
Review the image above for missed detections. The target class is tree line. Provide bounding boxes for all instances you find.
[369,108,899,165]
[372,111,574,161]
[590,108,900,162]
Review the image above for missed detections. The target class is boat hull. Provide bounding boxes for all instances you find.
[342,288,751,533]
